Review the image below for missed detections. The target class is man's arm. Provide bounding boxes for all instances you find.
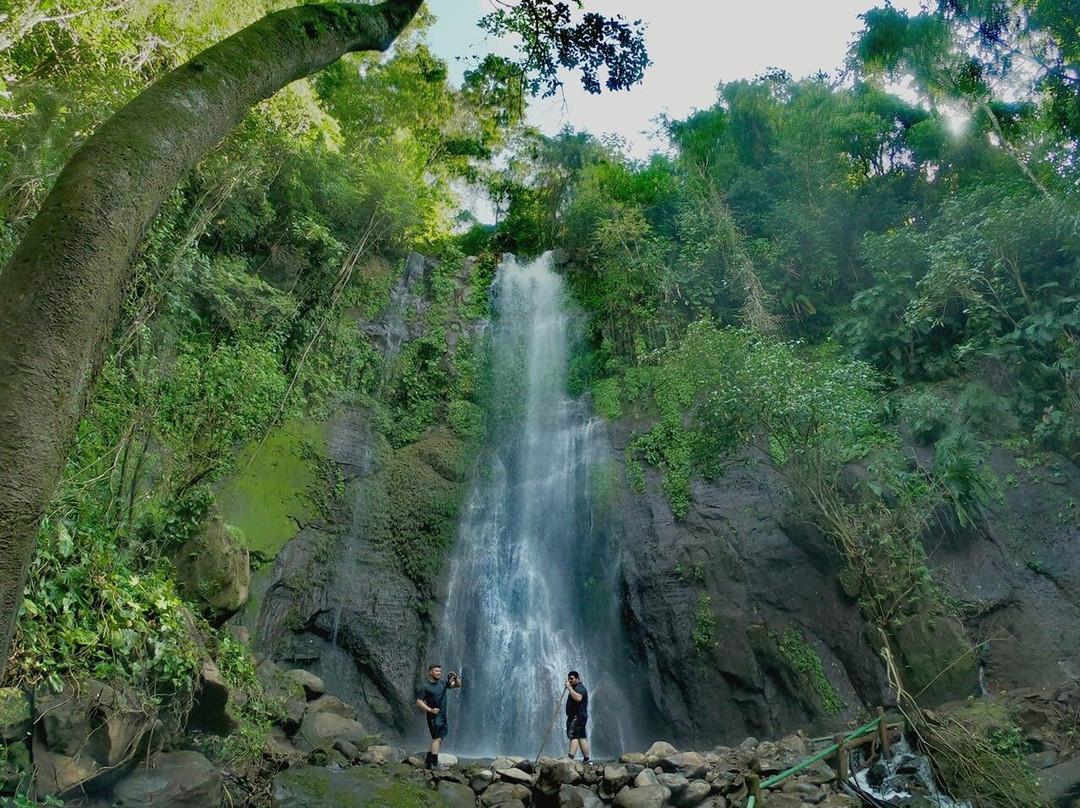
[567,681,583,702]
[416,698,439,714]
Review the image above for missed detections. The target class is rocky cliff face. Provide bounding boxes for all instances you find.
[934,448,1080,689]
[611,419,1080,748]
[611,427,884,747]
[235,252,1080,753]
[232,252,482,740]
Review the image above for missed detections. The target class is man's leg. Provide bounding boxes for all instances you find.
[425,716,440,768]
[580,737,591,762]
[429,719,447,767]
[568,738,580,759]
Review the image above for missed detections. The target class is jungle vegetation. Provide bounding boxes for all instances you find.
[0,0,1077,803]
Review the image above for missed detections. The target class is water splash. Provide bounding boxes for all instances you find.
[437,253,635,758]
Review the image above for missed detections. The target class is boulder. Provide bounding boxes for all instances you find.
[613,784,671,808]
[0,688,32,742]
[438,779,479,808]
[645,741,678,758]
[271,763,435,807]
[470,769,497,791]
[284,669,326,701]
[699,799,729,808]
[255,659,307,734]
[1037,755,1080,805]
[112,751,222,807]
[778,734,808,757]
[305,694,356,720]
[293,712,372,753]
[500,767,535,785]
[0,735,31,795]
[538,759,582,792]
[333,739,361,761]
[673,780,713,808]
[172,514,250,623]
[603,763,631,792]
[657,772,691,796]
[434,772,470,790]
[480,781,532,806]
[749,752,785,776]
[33,681,158,798]
[753,794,805,808]
[559,784,603,808]
[634,768,660,787]
[34,749,99,800]
[663,751,708,778]
[360,745,391,764]
[188,658,239,735]
[803,760,836,785]
[779,778,827,804]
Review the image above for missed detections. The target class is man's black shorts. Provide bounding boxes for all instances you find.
[566,716,587,740]
[427,713,448,740]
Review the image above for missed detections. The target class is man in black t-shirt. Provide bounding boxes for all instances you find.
[565,670,590,764]
[415,664,461,768]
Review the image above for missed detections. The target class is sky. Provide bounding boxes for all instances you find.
[425,0,924,159]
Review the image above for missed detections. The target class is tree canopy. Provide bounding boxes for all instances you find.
[0,0,649,674]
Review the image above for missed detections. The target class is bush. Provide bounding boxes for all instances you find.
[9,518,202,699]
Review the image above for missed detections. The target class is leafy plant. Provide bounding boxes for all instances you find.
[776,628,844,715]
[692,592,718,654]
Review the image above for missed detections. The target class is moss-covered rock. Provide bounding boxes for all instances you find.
[920,698,1042,807]
[172,511,250,623]
[218,420,325,561]
[0,688,31,743]
[890,609,979,706]
[357,428,468,586]
[0,738,31,797]
[271,762,444,807]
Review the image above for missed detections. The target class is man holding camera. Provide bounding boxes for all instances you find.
[416,664,462,769]
[565,670,590,764]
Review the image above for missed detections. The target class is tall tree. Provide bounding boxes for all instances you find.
[853,1,1080,190]
[0,0,647,672]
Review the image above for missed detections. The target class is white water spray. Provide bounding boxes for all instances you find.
[437,254,634,758]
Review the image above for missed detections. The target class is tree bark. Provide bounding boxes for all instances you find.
[0,0,424,675]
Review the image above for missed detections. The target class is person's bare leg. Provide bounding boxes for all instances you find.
[580,738,591,761]
[568,739,580,759]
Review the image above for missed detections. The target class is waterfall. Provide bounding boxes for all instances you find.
[437,253,635,759]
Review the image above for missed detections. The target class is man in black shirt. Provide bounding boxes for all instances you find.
[565,670,590,764]
[416,664,461,768]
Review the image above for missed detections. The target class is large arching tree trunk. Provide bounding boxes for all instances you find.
[0,0,424,674]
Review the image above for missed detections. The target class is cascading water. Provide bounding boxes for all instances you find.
[437,253,639,759]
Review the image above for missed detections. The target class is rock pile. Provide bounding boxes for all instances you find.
[270,735,865,808]
[0,661,876,807]
[412,738,859,808]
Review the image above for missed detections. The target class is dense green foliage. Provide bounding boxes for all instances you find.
[0,2,1077,801]
[485,0,1079,521]
[0,1,504,704]
[478,7,1077,769]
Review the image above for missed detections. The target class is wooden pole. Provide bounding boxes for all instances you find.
[834,733,849,782]
[878,706,891,758]
[747,773,761,803]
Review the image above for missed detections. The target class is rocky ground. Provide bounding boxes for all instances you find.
[8,656,1078,808]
